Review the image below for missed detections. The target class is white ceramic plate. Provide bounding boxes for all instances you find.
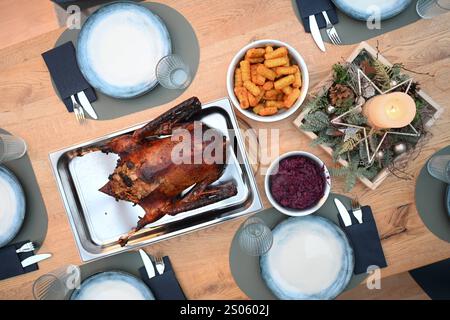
[260,215,354,300]
[70,271,154,300]
[77,2,172,98]
[226,39,309,122]
[332,0,411,21]
[0,166,26,248]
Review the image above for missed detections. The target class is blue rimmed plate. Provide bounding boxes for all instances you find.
[77,2,172,98]
[332,0,411,21]
[70,271,154,300]
[0,166,26,248]
[260,215,354,300]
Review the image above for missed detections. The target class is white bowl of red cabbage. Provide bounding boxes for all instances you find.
[265,151,331,216]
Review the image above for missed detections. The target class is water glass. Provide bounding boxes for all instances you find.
[417,0,450,19]
[0,134,27,163]
[427,155,450,183]
[238,217,273,256]
[33,265,81,300]
[156,54,192,89]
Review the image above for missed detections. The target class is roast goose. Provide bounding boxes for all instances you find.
[72,97,237,245]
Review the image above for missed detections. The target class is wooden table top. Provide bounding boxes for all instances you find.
[0,1,449,300]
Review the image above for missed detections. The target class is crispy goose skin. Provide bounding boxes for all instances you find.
[74,97,237,246]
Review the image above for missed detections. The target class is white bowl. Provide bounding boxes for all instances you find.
[264,151,331,216]
[226,39,309,123]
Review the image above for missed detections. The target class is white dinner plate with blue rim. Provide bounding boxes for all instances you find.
[332,0,412,21]
[260,215,354,300]
[0,166,26,248]
[70,271,155,300]
[77,2,172,98]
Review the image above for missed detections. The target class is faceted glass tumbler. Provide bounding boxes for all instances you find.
[156,54,192,89]
[0,134,27,163]
[33,265,81,300]
[238,217,273,256]
[427,155,450,183]
[416,0,450,19]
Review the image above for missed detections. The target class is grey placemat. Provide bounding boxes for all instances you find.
[229,193,368,300]
[415,145,450,243]
[79,251,143,280]
[0,130,48,249]
[53,2,200,120]
[292,0,420,45]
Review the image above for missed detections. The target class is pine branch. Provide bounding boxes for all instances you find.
[372,59,392,90]
[301,111,329,132]
[345,112,367,126]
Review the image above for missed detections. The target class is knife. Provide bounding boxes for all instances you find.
[21,253,52,268]
[334,198,352,227]
[139,249,155,279]
[77,91,98,119]
[308,14,326,52]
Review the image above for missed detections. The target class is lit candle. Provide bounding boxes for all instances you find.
[363,92,416,129]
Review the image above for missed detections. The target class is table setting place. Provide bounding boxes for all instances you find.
[0,0,449,301]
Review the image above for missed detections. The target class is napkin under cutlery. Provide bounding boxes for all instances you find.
[139,256,186,300]
[337,206,387,274]
[0,240,38,281]
[42,41,97,112]
[295,0,339,33]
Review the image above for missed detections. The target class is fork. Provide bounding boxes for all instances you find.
[351,197,363,224]
[154,256,165,275]
[70,95,86,124]
[322,11,342,45]
[16,242,35,253]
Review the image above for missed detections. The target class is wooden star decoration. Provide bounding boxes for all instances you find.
[331,65,420,165]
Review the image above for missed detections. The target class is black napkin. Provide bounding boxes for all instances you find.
[139,256,186,300]
[0,241,38,281]
[295,0,339,33]
[42,41,96,112]
[337,206,387,275]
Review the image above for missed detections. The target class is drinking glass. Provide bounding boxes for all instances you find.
[238,217,273,256]
[417,0,450,19]
[156,54,192,89]
[0,134,27,163]
[33,265,81,300]
[427,155,450,183]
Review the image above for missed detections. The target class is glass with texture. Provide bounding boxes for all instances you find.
[416,0,450,18]
[0,134,27,163]
[427,155,450,183]
[156,54,192,89]
[33,265,81,300]
[238,217,273,256]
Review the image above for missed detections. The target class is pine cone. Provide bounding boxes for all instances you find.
[328,84,355,107]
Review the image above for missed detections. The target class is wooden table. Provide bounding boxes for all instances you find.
[0,1,449,300]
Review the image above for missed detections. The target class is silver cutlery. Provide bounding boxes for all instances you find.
[322,11,342,45]
[351,197,363,224]
[139,249,155,279]
[16,242,35,253]
[334,198,352,227]
[77,91,98,120]
[308,14,326,52]
[21,253,52,268]
[70,95,86,124]
[154,256,165,275]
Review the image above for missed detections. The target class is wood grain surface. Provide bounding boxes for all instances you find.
[0,1,449,300]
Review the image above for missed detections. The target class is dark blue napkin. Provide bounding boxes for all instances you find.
[139,256,186,300]
[0,240,38,281]
[42,41,96,112]
[409,258,450,300]
[295,0,339,33]
[337,206,387,275]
